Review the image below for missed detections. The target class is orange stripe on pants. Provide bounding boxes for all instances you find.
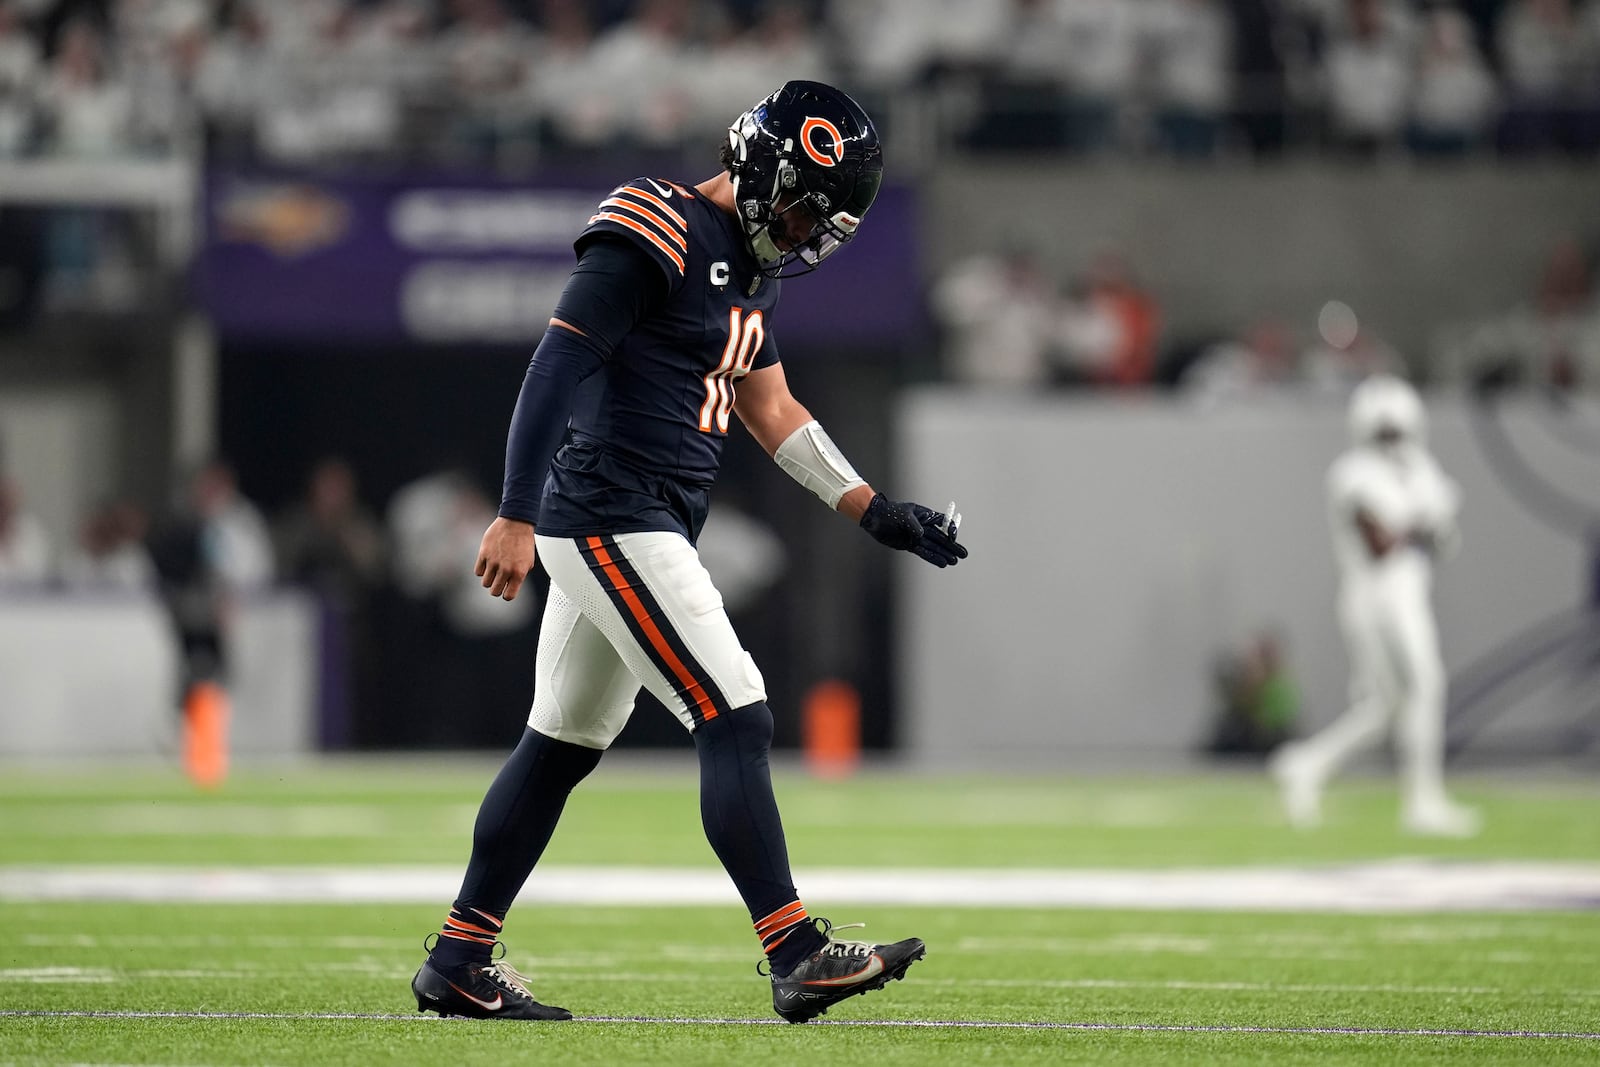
[585,537,719,723]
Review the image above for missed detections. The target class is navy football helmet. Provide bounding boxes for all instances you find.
[725,80,883,278]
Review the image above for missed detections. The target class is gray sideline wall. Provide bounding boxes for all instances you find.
[921,163,1600,365]
[897,390,1595,762]
[0,592,318,756]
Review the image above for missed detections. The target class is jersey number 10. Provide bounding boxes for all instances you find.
[699,307,765,434]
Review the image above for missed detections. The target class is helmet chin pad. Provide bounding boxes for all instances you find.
[748,224,784,267]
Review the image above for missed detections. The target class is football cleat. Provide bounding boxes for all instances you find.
[411,952,572,1021]
[1401,799,1482,838]
[1268,743,1323,829]
[765,918,926,1024]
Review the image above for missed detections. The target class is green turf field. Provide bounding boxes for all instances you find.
[2,760,1598,1066]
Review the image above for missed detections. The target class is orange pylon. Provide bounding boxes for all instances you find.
[182,680,230,789]
[802,679,861,780]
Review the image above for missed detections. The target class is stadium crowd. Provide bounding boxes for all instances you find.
[0,0,1599,164]
[930,230,1600,394]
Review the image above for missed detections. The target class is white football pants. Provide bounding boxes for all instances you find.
[1296,571,1449,808]
[527,531,767,749]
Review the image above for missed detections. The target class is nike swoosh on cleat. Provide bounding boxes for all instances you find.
[645,178,673,198]
[446,980,502,1012]
[803,955,884,988]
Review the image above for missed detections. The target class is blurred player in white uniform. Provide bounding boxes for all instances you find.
[1271,374,1479,837]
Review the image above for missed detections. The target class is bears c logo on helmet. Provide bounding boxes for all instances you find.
[799,116,845,168]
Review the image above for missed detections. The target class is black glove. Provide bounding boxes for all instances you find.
[859,493,969,568]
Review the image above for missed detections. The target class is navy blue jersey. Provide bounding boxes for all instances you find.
[536,177,782,543]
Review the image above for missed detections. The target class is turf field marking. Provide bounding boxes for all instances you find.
[28,923,1598,955]
[6,861,1600,912]
[2,1010,1599,1040]
[20,934,404,950]
[7,803,420,838]
[7,967,1600,1000]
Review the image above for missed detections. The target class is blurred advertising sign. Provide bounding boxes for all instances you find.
[195,171,922,348]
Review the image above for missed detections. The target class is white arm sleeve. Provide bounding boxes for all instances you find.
[774,420,867,510]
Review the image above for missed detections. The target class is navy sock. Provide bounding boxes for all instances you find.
[693,702,826,976]
[429,726,603,970]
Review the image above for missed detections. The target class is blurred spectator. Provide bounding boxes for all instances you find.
[192,1,270,156]
[0,0,1583,167]
[0,474,50,586]
[931,248,1061,388]
[61,497,155,591]
[387,466,534,636]
[0,1,41,157]
[685,5,774,149]
[110,0,206,154]
[1494,0,1593,155]
[275,455,386,749]
[685,0,832,146]
[193,3,273,156]
[1204,629,1300,757]
[1408,5,1500,157]
[586,0,701,151]
[1179,317,1302,404]
[274,455,385,604]
[1230,0,1292,154]
[1055,0,1141,153]
[1444,235,1600,389]
[967,0,1076,152]
[752,1,830,78]
[146,458,273,785]
[1054,276,1126,386]
[443,0,531,104]
[525,0,610,149]
[255,2,403,164]
[383,467,538,747]
[1321,0,1411,156]
[38,19,132,158]
[193,457,275,591]
[830,0,1008,91]
[1144,0,1233,159]
[440,0,534,161]
[1068,250,1162,388]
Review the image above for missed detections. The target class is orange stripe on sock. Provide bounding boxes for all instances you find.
[755,901,807,935]
[586,536,719,723]
[440,930,497,945]
[445,917,500,937]
[468,908,503,929]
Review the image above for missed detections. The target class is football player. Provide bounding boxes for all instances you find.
[1271,374,1478,837]
[410,81,967,1024]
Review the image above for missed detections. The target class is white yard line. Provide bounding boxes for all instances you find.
[5,967,1600,1001]
[3,860,1600,912]
[0,1010,1598,1040]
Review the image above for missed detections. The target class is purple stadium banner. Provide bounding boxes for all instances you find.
[194,170,922,349]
